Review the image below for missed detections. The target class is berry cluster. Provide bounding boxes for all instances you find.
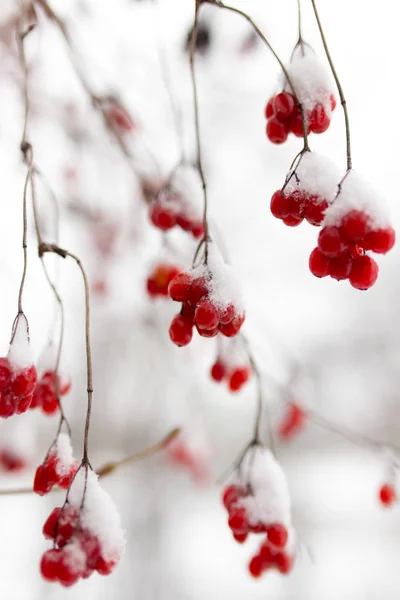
[168,270,245,346]
[30,370,71,415]
[0,448,27,472]
[379,483,397,507]
[310,208,395,289]
[0,357,37,418]
[34,434,78,496]
[222,484,293,577]
[265,91,336,144]
[211,359,251,392]
[270,187,328,227]
[149,198,204,238]
[146,263,181,298]
[40,506,118,586]
[278,403,306,440]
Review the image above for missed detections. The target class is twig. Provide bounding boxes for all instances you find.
[0,428,180,497]
[310,0,352,170]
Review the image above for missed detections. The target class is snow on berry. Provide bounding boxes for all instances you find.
[278,403,306,440]
[34,433,79,496]
[265,49,336,144]
[164,426,213,484]
[148,164,204,239]
[270,152,340,227]
[0,318,37,418]
[168,243,245,345]
[309,170,395,289]
[146,263,181,298]
[222,445,295,578]
[210,337,251,393]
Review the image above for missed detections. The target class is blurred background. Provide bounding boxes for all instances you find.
[0,0,399,598]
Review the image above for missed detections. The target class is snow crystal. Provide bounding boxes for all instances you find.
[285,152,341,203]
[323,170,391,229]
[54,433,76,477]
[69,469,125,563]
[237,446,291,527]
[7,316,33,370]
[285,50,334,115]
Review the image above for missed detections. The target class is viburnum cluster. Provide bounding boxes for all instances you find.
[265,50,336,144]
[0,319,37,418]
[222,446,294,578]
[40,469,125,586]
[310,171,396,289]
[34,433,79,496]
[210,337,251,392]
[278,403,306,440]
[146,263,181,298]
[30,369,71,415]
[148,164,204,238]
[168,243,245,346]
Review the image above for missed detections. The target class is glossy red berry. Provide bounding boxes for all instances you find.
[149,203,177,231]
[304,197,328,226]
[169,314,193,346]
[233,532,248,544]
[274,92,296,121]
[43,508,62,540]
[363,227,395,254]
[168,272,192,302]
[275,552,292,574]
[309,104,330,134]
[219,312,244,337]
[228,507,249,535]
[329,253,353,280]
[341,210,369,243]
[266,118,288,144]
[289,191,307,219]
[249,555,264,578]
[318,226,348,257]
[211,361,226,382]
[282,215,303,227]
[309,248,330,278]
[265,97,275,119]
[290,111,310,138]
[194,298,220,331]
[40,549,61,582]
[11,365,37,397]
[0,358,11,394]
[186,277,209,307]
[218,304,235,325]
[349,255,379,290]
[270,190,291,219]
[228,367,250,392]
[379,483,396,506]
[267,524,288,549]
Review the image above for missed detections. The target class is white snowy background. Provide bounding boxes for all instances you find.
[0,0,400,598]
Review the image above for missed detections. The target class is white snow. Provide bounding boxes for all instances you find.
[7,315,34,371]
[54,433,76,478]
[285,151,342,204]
[217,336,249,370]
[170,163,204,219]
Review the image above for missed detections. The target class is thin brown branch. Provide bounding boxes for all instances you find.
[0,428,180,497]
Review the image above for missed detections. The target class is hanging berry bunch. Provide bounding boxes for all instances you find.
[146,262,181,298]
[222,445,295,578]
[30,346,71,415]
[210,336,251,392]
[277,403,306,440]
[270,152,340,227]
[40,469,125,586]
[168,242,245,346]
[148,164,204,238]
[265,49,336,145]
[309,171,396,289]
[0,318,37,418]
[34,433,79,496]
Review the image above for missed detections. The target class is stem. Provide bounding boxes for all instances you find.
[296,0,305,55]
[204,0,310,151]
[310,0,352,170]
[189,0,210,260]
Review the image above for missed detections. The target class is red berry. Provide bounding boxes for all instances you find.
[149,203,177,231]
[195,298,219,330]
[218,304,235,325]
[274,92,295,122]
[196,325,218,338]
[265,97,275,119]
[304,197,328,226]
[55,505,80,546]
[289,190,307,219]
[228,367,250,392]
[40,549,61,582]
[0,449,27,472]
[278,403,306,439]
[57,547,83,587]
[228,507,249,535]
[43,508,62,539]
[34,465,53,496]
[11,365,37,397]
[266,118,288,144]
[290,111,310,137]
[168,272,192,302]
[233,532,248,544]
[0,358,11,394]
[282,215,303,227]
[349,255,379,290]
[219,312,244,337]
[0,390,17,418]
[58,462,79,490]
[16,392,33,413]
[96,556,118,576]
[270,190,291,219]
[181,302,195,322]
[275,552,292,574]
[318,226,348,257]
[379,483,396,506]
[309,104,330,134]
[169,314,193,347]
[309,248,330,278]
[329,252,353,280]
[211,361,226,382]
[40,383,59,415]
[363,227,395,254]
[222,485,240,510]
[249,555,264,578]
[267,524,288,549]
[341,210,369,243]
[190,221,205,239]
[187,277,209,307]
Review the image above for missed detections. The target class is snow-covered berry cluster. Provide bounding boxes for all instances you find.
[146,263,181,298]
[310,171,396,289]
[265,51,336,144]
[40,469,125,587]
[31,370,71,415]
[210,337,251,392]
[34,434,79,496]
[168,244,245,346]
[222,446,294,578]
[0,320,37,418]
[149,164,204,238]
[278,403,306,440]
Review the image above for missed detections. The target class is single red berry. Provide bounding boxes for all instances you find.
[34,465,53,496]
[0,389,17,418]
[329,252,353,280]
[289,190,307,219]
[274,92,296,122]
[11,365,37,397]
[195,298,220,331]
[349,255,379,290]
[267,524,288,549]
[270,190,291,219]
[58,462,79,490]
[169,314,193,347]
[265,97,275,119]
[309,104,330,134]
[228,507,249,535]
[168,272,192,302]
[211,361,226,382]
[0,358,12,394]
[149,203,177,231]
[96,556,118,576]
[218,304,235,325]
[282,215,303,227]
[40,383,59,415]
[341,210,369,243]
[181,302,195,322]
[57,548,83,587]
[186,277,209,307]
[249,555,264,578]
[222,485,240,510]
[318,226,348,257]
[278,403,306,439]
[196,325,219,338]
[275,552,292,574]
[190,221,205,239]
[363,227,395,254]
[40,549,61,582]
[304,197,328,226]
[290,110,310,137]
[219,312,245,337]
[228,367,250,392]
[259,542,274,565]
[233,532,248,544]
[43,507,62,539]
[55,505,80,547]
[379,483,396,507]
[266,118,289,144]
[16,392,33,414]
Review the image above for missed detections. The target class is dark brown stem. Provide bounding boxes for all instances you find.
[203,0,310,151]
[296,0,305,55]
[189,0,210,261]
[310,0,352,171]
